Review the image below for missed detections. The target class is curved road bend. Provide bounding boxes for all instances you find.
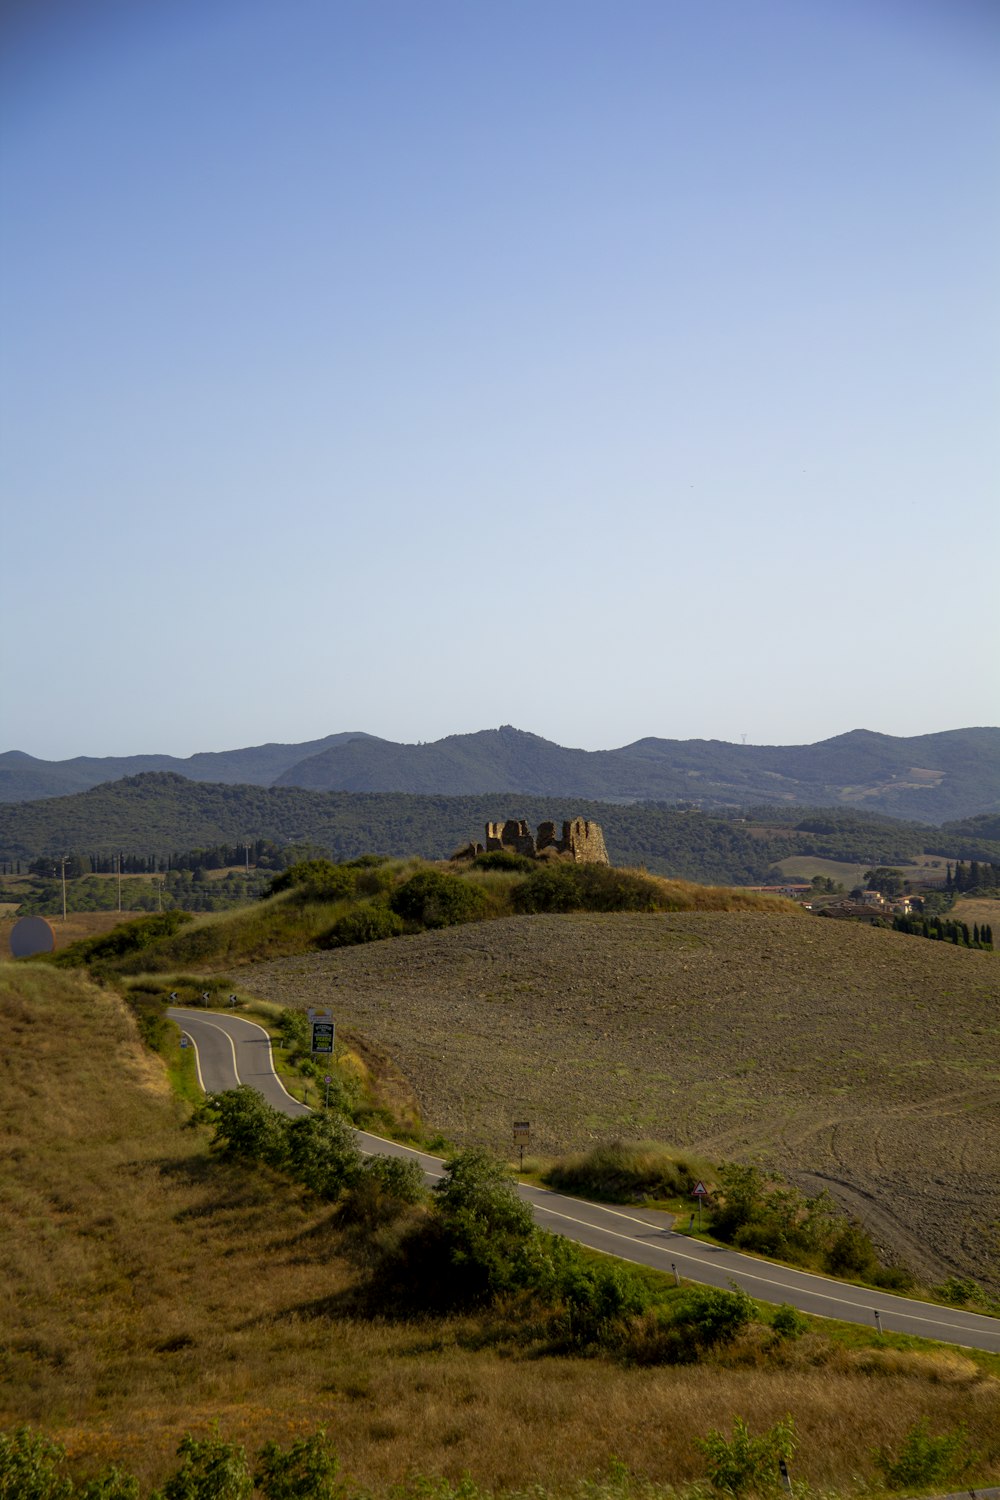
[168,1008,1000,1354]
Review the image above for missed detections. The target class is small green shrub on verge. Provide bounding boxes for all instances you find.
[873,1416,972,1489]
[771,1303,807,1338]
[697,1415,795,1495]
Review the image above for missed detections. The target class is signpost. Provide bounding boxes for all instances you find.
[308,1008,335,1057]
[692,1179,708,1230]
[513,1120,530,1171]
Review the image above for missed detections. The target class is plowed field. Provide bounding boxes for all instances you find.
[245,913,1000,1291]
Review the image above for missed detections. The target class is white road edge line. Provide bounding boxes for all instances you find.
[181,1032,206,1093]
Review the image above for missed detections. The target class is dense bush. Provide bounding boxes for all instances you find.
[265,860,356,901]
[513,863,663,915]
[390,870,489,929]
[318,901,404,948]
[339,1154,426,1228]
[285,1113,363,1199]
[205,1086,290,1169]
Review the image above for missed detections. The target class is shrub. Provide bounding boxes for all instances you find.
[266,861,355,901]
[254,1429,344,1500]
[204,1087,289,1169]
[824,1219,878,1278]
[390,870,489,929]
[873,1417,971,1489]
[285,1113,362,1199]
[339,1154,426,1228]
[671,1285,756,1355]
[0,1426,73,1500]
[318,901,404,948]
[276,1007,310,1052]
[771,1303,807,1338]
[697,1415,796,1495]
[547,1243,651,1348]
[154,1430,252,1500]
[372,1148,536,1311]
[513,864,661,915]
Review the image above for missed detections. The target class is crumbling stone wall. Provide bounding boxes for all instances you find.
[476,817,609,864]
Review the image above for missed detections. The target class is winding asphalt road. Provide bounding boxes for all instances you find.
[168,1007,1000,1354]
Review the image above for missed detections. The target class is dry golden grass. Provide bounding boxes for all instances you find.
[0,908,149,953]
[2,960,999,1494]
[951,895,1000,927]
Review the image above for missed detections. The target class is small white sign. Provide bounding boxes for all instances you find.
[180,1037,190,1049]
[693,1180,708,1197]
[513,1121,531,1144]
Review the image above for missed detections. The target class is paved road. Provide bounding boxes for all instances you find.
[169,1007,1000,1354]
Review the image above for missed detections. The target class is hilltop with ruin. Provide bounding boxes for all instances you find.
[454,817,609,865]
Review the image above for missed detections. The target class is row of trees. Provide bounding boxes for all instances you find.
[946,859,1000,893]
[892,914,993,949]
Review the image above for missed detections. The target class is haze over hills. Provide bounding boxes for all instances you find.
[3,725,999,822]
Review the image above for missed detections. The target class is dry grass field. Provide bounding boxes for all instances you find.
[245,912,1000,1292]
[951,895,1000,928]
[2,960,999,1494]
[0,908,148,954]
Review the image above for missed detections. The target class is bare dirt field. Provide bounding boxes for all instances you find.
[245,912,1000,1291]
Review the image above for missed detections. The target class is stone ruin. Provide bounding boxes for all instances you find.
[453,817,609,865]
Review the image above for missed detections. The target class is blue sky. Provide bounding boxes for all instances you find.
[2,0,997,759]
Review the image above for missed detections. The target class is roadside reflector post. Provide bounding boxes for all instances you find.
[874,1309,883,1335]
[778,1457,792,1494]
[671,1262,680,1287]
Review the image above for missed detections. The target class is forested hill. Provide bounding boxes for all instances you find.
[4,725,999,822]
[274,726,1000,821]
[3,773,999,882]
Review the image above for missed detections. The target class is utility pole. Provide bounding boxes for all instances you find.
[116,853,122,913]
[60,855,68,923]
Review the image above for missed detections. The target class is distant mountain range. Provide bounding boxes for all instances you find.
[2,725,998,823]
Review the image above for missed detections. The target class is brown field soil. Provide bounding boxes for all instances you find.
[245,913,1000,1292]
[3,961,999,1494]
[1,909,148,953]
